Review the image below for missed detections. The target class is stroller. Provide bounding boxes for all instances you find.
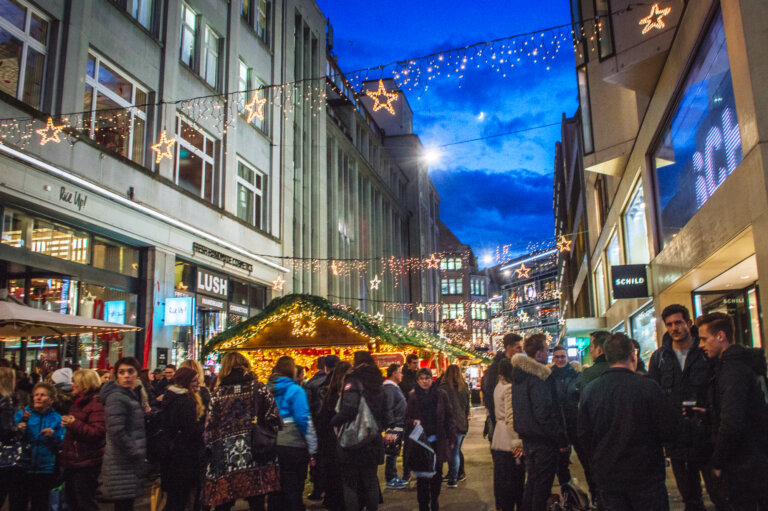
[547,481,593,511]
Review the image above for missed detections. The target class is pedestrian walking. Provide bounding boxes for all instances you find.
[550,345,582,487]
[405,367,456,511]
[201,352,281,511]
[269,356,313,511]
[60,369,106,511]
[382,363,408,490]
[648,305,728,511]
[440,364,469,487]
[100,357,148,511]
[698,312,768,510]
[0,366,22,509]
[10,381,65,511]
[315,361,352,511]
[578,333,681,511]
[511,333,568,511]
[483,333,523,438]
[491,358,525,511]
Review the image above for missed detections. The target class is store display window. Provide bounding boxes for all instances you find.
[631,302,657,365]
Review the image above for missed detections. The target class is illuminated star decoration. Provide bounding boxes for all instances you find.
[557,236,572,253]
[408,320,415,329]
[365,79,398,115]
[515,263,531,279]
[416,304,426,314]
[151,130,176,163]
[374,312,384,322]
[639,3,672,35]
[559,317,566,325]
[271,275,285,292]
[553,289,563,299]
[244,93,267,122]
[370,274,381,291]
[518,311,530,323]
[455,317,466,329]
[425,254,441,269]
[36,117,65,145]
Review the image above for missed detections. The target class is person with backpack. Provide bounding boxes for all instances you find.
[648,304,728,511]
[330,351,386,511]
[269,356,314,511]
[11,381,65,511]
[491,358,524,511]
[440,364,469,487]
[159,367,205,511]
[202,352,281,511]
[698,312,768,509]
[60,369,106,511]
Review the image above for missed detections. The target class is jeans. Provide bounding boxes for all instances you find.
[269,445,309,511]
[8,471,58,511]
[342,463,380,511]
[64,465,101,511]
[521,440,558,511]
[447,433,465,480]
[385,454,400,482]
[670,458,731,511]
[598,481,669,511]
[417,471,442,511]
[492,450,525,511]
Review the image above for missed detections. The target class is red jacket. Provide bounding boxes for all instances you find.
[60,391,106,468]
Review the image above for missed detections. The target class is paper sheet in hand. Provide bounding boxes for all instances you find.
[409,423,424,442]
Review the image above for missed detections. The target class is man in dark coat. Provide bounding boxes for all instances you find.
[579,333,681,510]
[304,355,339,500]
[399,354,419,397]
[382,363,408,489]
[581,330,610,387]
[550,345,582,486]
[698,312,768,510]
[648,304,727,511]
[483,333,523,433]
[512,334,568,511]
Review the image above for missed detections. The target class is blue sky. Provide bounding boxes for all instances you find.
[316,0,578,264]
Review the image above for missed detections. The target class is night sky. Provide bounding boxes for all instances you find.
[316,0,578,265]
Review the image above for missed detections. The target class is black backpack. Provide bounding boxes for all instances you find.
[547,481,592,511]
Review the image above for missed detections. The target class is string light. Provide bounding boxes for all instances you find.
[515,263,532,279]
[35,118,65,145]
[639,3,672,34]
[424,254,441,269]
[364,79,399,115]
[244,94,267,122]
[151,130,175,163]
[369,274,381,291]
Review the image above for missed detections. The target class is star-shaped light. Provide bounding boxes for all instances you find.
[557,236,572,253]
[244,94,267,122]
[553,289,563,299]
[271,275,285,292]
[558,317,566,326]
[639,3,672,35]
[424,254,441,269]
[515,263,531,279]
[455,317,466,329]
[370,274,381,291]
[408,320,415,329]
[374,312,384,322]
[36,117,65,145]
[151,130,176,163]
[416,304,426,314]
[518,311,529,322]
[365,79,398,115]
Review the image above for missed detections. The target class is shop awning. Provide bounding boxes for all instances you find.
[0,300,141,339]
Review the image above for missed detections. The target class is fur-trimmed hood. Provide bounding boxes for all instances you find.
[511,353,551,383]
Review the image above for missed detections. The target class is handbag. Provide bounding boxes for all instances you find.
[384,426,403,456]
[250,381,277,460]
[405,425,436,478]
[337,395,380,449]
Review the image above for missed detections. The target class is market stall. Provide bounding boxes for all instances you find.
[202,294,482,380]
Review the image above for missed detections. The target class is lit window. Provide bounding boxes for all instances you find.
[440,278,462,295]
[202,25,219,88]
[594,259,607,315]
[577,66,593,154]
[623,184,650,264]
[174,117,219,206]
[179,3,197,68]
[236,161,266,230]
[0,0,48,108]
[84,53,148,165]
[606,230,621,303]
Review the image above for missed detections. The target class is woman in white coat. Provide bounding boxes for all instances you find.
[491,358,525,511]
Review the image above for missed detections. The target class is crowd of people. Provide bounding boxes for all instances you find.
[482,304,768,511]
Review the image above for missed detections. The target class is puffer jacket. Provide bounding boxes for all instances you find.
[99,381,147,500]
[381,379,406,429]
[14,405,65,474]
[60,391,106,469]
[511,354,567,447]
[491,381,522,452]
[270,376,311,452]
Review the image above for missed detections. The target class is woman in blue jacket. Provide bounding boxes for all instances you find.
[11,381,65,511]
[269,356,313,511]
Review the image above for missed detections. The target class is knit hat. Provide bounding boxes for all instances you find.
[324,355,340,372]
[173,367,198,388]
[52,368,72,386]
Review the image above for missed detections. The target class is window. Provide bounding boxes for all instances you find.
[440,278,463,295]
[470,279,485,296]
[179,3,197,68]
[631,303,656,363]
[606,230,621,303]
[441,303,464,320]
[623,183,650,264]
[92,236,140,277]
[174,117,219,206]
[594,258,607,315]
[237,60,249,112]
[440,258,462,270]
[594,0,614,59]
[202,25,219,88]
[241,0,270,45]
[128,0,153,30]
[0,0,48,108]
[2,208,89,264]
[84,53,148,165]
[236,161,266,230]
[594,174,607,228]
[577,66,593,154]
[471,303,487,320]
[652,10,742,247]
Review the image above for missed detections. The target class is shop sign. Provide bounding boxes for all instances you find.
[196,268,228,298]
[156,348,169,367]
[165,296,195,326]
[371,353,405,367]
[104,300,125,324]
[58,186,88,211]
[198,295,225,311]
[229,303,249,316]
[193,243,253,272]
[611,265,649,299]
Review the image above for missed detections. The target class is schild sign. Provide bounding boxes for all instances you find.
[611,265,649,299]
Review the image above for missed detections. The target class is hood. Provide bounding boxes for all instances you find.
[661,325,700,351]
[350,363,384,390]
[511,353,551,383]
[270,376,297,397]
[722,344,768,374]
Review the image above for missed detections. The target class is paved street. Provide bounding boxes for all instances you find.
[102,407,700,511]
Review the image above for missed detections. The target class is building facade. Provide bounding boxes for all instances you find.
[566,0,768,358]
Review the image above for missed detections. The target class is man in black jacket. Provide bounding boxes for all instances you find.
[512,333,567,511]
[550,345,582,486]
[579,333,681,510]
[399,354,419,397]
[581,331,610,387]
[698,312,768,510]
[648,304,727,511]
